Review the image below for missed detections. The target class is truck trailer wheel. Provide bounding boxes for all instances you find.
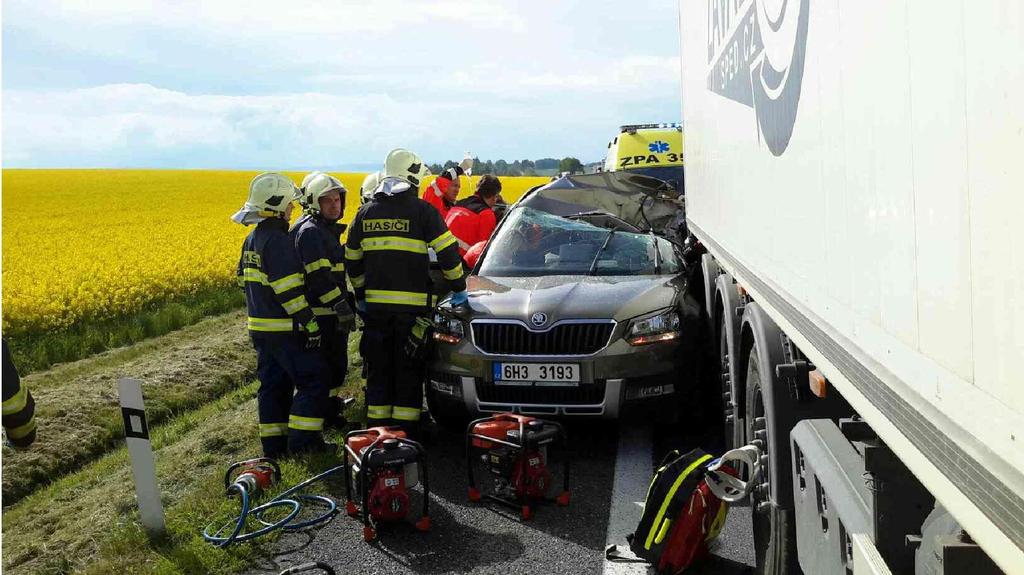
[746,351,801,575]
[716,273,745,451]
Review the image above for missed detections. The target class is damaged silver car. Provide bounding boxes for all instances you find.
[426,172,703,426]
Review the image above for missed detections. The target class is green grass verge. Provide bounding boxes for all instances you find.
[6,285,245,375]
[3,335,365,575]
[2,310,255,506]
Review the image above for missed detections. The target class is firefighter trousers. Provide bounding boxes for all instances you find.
[252,335,331,456]
[360,311,424,433]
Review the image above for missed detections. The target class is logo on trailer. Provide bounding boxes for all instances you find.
[706,0,810,156]
[530,313,548,328]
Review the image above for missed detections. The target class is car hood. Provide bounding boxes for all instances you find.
[463,274,682,324]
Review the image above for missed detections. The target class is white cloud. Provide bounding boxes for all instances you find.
[8,0,526,36]
[2,1,684,166]
[3,84,418,166]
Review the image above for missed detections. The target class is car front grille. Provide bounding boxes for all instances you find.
[471,321,614,355]
[476,380,607,405]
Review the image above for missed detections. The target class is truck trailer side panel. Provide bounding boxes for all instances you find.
[679,0,1024,570]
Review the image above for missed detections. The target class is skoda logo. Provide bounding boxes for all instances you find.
[530,313,548,327]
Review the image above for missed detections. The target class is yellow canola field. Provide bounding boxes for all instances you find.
[1,169,548,335]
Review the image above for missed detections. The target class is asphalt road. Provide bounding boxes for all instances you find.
[244,419,754,575]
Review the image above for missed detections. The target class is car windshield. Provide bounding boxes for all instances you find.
[477,206,681,277]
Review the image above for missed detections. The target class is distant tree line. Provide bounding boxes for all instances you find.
[428,156,585,177]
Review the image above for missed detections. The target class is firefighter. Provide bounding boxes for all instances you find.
[422,166,464,219]
[345,149,467,435]
[360,171,381,206]
[445,174,502,257]
[2,339,37,449]
[292,173,356,428]
[233,172,332,457]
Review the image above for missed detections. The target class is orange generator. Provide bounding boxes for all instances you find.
[466,413,570,520]
[343,426,430,541]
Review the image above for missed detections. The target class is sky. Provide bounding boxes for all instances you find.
[1,1,682,169]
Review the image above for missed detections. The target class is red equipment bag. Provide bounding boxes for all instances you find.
[607,449,734,574]
[655,469,732,574]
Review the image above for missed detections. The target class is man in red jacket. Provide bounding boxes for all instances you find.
[422,166,463,219]
[445,174,502,257]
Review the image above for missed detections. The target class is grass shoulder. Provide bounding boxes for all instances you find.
[6,285,244,374]
[2,309,254,505]
[3,335,365,575]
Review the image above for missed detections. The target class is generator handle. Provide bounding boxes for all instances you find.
[465,415,497,489]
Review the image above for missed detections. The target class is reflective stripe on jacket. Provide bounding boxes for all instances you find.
[346,189,466,314]
[236,218,318,337]
[291,215,350,317]
[2,339,36,448]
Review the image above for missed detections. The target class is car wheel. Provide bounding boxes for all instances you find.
[425,387,469,432]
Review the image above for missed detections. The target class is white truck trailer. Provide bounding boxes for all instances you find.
[678,1,1023,573]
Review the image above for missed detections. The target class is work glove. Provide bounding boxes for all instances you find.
[333,300,356,332]
[404,316,434,361]
[305,322,322,349]
[449,290,469,307]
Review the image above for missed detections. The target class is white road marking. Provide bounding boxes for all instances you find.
[603,423,655,575]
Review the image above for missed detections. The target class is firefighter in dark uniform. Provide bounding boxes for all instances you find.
[3,339,37,449]
[345,148,468,435]
[233,172,332,457]
[292,173,356,426]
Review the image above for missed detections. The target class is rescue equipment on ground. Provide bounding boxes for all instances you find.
[202,457,343,547]
[465,413,570,520]
[606,447,745,573]
[343,426,431,542]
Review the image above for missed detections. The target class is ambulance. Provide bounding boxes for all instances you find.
[602,123,684,191]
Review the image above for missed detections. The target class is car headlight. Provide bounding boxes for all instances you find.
[625,309,681,345]
[433,312,465,344]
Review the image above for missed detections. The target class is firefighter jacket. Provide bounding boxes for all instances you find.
[346,190,466,313]
[291,214,350,318]
[422,178,455,219]
[237,217,319,337]
[2,339,36,448]
[445,194,497,257]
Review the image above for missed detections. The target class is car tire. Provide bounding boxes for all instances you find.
[425,388,470,432]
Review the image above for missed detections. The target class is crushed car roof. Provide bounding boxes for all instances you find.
[517,172,685,241]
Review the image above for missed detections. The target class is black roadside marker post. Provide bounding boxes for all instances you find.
[118,377,166,535]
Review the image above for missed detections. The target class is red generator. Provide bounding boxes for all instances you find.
[466,413,570,520]
[343,426,430,541]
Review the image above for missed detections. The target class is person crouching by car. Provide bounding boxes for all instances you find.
[445,174,502,258]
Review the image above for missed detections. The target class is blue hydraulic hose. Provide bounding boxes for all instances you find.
[202,464,347,547]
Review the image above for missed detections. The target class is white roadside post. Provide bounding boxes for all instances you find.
[118,377,166,535]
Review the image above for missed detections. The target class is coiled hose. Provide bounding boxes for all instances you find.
[203,463,347,547]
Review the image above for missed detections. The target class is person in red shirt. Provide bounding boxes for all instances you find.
[445,174,502,257]
[422,166,464,219]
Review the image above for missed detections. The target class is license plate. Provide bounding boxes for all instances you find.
[493,362,580,385]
